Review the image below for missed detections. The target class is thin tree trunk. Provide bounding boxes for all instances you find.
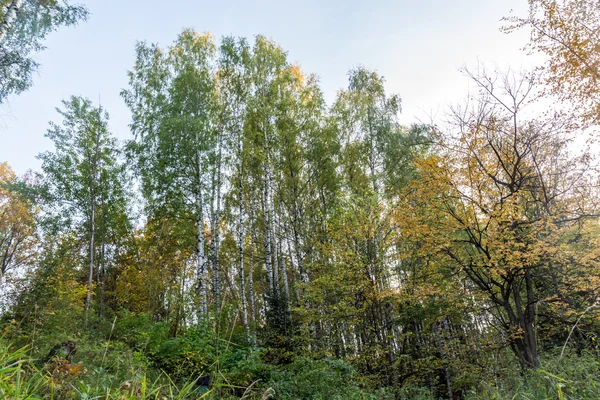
[211,130,223,315]
[287,237,300,303]
[249,226,257,346]
[85,109,101,323]
[99,242,106,319]
[262,120,277,300]
[263,174,273,299]
[270,189,279,297]
[524,269,538,367]
[280,240,290,333]
[287,165,304,282]
[85,189,95,322]
[99,187,108,319]
[279,232,289,302]
[238,157,250,342]
[197,198,208,317]
[195,131,208,319]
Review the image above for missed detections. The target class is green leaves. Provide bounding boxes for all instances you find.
[39,96,128,239]
[0,0,88,103]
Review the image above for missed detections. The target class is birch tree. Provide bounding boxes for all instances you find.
[219,36,252,339]
[38,96,129,321]
[123,31,219,319]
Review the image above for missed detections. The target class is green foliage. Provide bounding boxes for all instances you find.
[38,95,130,239]
[145,323,256,382]
[0,341,44,399]
[468,351,600,400]
[267,357,392,400]
[0,332,213,399]
[5,17,600,399]
[0,0,88,103]
[112,311,156,351]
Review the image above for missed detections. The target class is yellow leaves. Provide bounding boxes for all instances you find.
[507,0,600,125]
[116,217,195,315]
[400,103,600,318]
[0,163,37,277]
[289,64,305,86]
[0,162,16,185]
[48,359,86,393]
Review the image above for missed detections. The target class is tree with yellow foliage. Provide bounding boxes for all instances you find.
[404,68,600,368]
[0,162,36,282]
[505,0,600,125]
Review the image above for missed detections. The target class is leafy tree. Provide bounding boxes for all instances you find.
[4,24,600,399]
[123,30,219,319]
[504,0,600,125]
[0,162,36,282]
[115,217,195,336]
[0,0,88,103]
[38,96,130,321]
[406,68,600,368]
[301,68,431,388]
[218,35,253,340]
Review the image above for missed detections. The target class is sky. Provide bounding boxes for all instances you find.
[0,0,538,176]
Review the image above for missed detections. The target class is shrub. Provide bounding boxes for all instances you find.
[267,357,393,400]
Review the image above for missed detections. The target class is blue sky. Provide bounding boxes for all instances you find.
[0,0,535,175]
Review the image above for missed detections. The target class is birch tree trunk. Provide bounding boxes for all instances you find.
[286,237,301,302]
[0,0,21,44]
[263,169,273,298]
[99,242,106,319]
[238,143,250,341]
[270,185,279,297]
[249,224,257,346]
[85,183,95,322]
[85,112,101,323]
[195,132,208,318]
[280,238,289,303]
[211,129,223,315]
[262,121,278,300]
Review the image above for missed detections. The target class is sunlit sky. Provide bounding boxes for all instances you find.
[0,0,538,175]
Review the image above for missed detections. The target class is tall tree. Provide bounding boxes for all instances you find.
[38,96,129,321]
[218,35,252,339]
[406,68,600,368]
[123,31,219,319]
[303,68,430,384]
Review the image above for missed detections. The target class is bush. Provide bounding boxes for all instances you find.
[267,357,393,400]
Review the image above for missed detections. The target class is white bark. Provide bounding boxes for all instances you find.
[85,184,95,321]
[249,225,257,346]
[0,0,21,44]
[270,184,279,296]
[263,176,273,297]
[262,122,276,298]
[195,132,208,318]
[211,129,223,315]
[279,222,289,303]
[238,142,250,341]
[85,109,101,322]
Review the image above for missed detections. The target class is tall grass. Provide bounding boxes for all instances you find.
[0,336,212,399]
[467,351,600,400]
